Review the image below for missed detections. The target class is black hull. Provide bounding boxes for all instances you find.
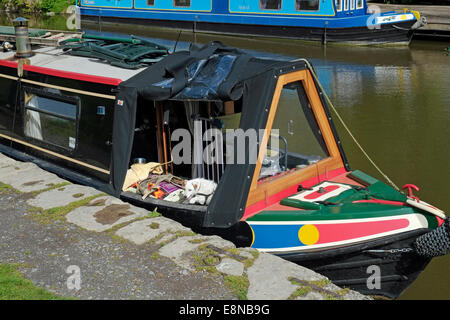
[276,229,432,299]
[81,15,415,46]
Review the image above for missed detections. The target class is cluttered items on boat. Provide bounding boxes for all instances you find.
[122,160,217,205]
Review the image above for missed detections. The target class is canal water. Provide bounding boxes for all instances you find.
[1,13,449,299]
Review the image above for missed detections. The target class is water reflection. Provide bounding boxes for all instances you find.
[0,12,71,31]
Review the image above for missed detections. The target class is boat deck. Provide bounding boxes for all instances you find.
[0,46,146,82]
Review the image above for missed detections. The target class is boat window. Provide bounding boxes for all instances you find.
[260,0,282,10]
[335,0,342,12]
[350,0,355,10]
[174,0,190,7]
[356,0,363,9]
[23,90,78,151]
[258,81,329,181]
[147,0,154,6]
[295,0,319,11]
[344,0,348,11]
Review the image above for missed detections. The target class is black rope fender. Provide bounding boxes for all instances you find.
[414,218,450,258]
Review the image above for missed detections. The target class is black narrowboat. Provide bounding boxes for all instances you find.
[0,32,448,299]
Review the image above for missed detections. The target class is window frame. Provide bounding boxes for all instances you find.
[173,0,191,8]
[335,0,342,12]
[356,0,363,9]
[22,86,80,153]
[259,0,283,11]
[245,69,345,208]
[295,0,320,12]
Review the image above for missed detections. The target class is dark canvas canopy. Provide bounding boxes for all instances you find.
[108,41,309,228]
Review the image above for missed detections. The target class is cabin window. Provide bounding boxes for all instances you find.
[356,0,363,9]
[147,0,154,6]
[174,0,190,7]
[335,0,342,12]
[260,0,282,10]
[258,81,329,181]
[295,0,319,11]
[23,90,78,151]
[350,0,355,10]
[344,0,348,11]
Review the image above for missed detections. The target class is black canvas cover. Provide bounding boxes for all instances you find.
[107,41,308,228]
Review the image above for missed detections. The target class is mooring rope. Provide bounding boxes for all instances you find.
[295,58,400,191]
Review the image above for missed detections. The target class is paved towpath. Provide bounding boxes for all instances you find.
[0,152,369,300]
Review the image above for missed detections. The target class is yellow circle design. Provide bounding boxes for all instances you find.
[298,225,319,245]
[401,15,407,20]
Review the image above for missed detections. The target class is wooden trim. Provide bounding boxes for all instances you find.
[0,73,116,100]
[248,72,288,192]
[247,158,343,206]
[21,79,117,100]
[0,73,19,81]
[245,69,344,208]
[0,133,110,175]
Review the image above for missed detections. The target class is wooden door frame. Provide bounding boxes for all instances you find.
[245,69,345,207]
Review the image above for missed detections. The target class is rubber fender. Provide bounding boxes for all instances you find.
[414,218,450,258]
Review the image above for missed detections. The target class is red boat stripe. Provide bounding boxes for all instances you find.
[0,60,122,86]
[316,218,410,244]
[0,59,19,69]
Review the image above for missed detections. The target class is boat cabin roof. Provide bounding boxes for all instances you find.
[0,46,147,82]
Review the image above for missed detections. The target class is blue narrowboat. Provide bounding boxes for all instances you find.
[77,0,426,45]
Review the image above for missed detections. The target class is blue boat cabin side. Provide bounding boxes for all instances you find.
[78,0,369,25]
[78,0,423,44]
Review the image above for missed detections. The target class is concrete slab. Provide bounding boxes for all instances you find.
[114,217,192,245]
[27,183,104,210]
[158,235,235,271]
[0,166,68,193]
[215,258,244,277]
[65,196,149,232]
[0,162,39,181]
[246,252,324,300]
[0,153,17,167]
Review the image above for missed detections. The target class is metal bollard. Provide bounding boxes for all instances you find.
[13,17,33,59]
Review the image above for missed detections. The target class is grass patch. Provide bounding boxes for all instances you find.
[191,244,251,300]
[30,182,71,197]
[288,277,342,300]
[148,208,161,218]
[224,275,249,300]
[289,286,313,300]
[149,222,159,229]
[0,182,20,194]
[29,193,106,225]
[0,264,71,300]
